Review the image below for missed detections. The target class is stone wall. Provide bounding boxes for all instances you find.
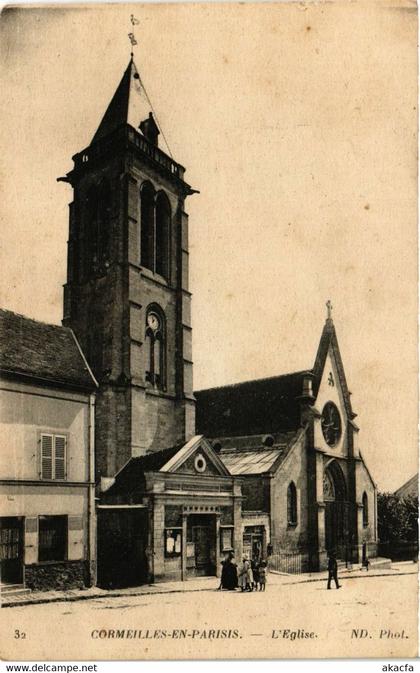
[356,458,377,545]
[271,432,309,551]
[242,476,270,512]
[25,561,89,592]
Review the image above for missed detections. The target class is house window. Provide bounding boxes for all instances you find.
[145,306,166,390]
[40,434,67,481]
[287,481,298,527]
[165,528,182,558]
[38,515,67,562]
[362,492,369,527]
[140,183,171,280]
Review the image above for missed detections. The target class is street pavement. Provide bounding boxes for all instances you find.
[0,567,417,660]
[1,560,416,608]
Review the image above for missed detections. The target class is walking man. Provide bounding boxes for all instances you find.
[327,550,341,589]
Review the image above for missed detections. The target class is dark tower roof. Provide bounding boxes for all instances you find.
[92,58,155,145]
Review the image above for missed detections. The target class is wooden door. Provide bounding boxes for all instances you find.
[192,525,211,575]
[97,509,148,589]
[325,502,336,553]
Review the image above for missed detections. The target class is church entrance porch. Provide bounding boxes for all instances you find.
[98,436,243,585]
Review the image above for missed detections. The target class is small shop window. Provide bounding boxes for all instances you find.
[38,515,67,562]
[220,526,233,553]
[165,528,182,558]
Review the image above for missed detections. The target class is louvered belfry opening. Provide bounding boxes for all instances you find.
[140,184,171,281]
[84,181,111,278]
[155,191,170,279]
[140,182,155,271]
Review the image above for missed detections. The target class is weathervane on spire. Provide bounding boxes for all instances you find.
[326,299,333,320]
[128,14,140,58]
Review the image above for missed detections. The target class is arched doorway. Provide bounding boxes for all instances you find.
[323,461,349,557]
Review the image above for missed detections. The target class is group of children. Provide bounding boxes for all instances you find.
[238,555,267,592]
[219,551,267,591]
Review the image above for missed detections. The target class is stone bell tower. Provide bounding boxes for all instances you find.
[60,58,196,479]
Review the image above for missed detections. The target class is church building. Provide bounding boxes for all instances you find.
[196,308,378,573]
[56,57,378,587]
[55,58,376,586]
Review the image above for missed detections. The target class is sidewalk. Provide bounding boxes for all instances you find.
[276,560,418,585]
[1,562,417,608]
[0,576,218,609]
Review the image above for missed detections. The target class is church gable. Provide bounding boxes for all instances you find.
[312,315,357,457]
[316,346,348,424]
[160,435,230,477]
[313,313,354,419]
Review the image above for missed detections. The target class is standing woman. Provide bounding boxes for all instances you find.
[220,550,238,590]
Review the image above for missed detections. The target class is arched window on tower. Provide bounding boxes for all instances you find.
[140,182,155,272]
[145,305,166,390]
[155,191,170,280]
[287,481,298,527]
[362,491,369,527]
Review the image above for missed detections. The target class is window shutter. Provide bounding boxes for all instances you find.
[54,435,67,480]
[41,434,53,479]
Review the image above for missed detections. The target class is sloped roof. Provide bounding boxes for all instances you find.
[92,58,154,145]
[104,444,183,498]
[195,318,355,439]
[195,370,307,438]
[217,430,297,475]
[104,438,231,499]
[0,309,96,390]
[221,448,283,475]
[395,474,418,499]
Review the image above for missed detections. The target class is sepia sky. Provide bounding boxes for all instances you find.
[0,1,417,491]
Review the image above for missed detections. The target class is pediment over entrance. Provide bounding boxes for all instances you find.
[160,435,230,477]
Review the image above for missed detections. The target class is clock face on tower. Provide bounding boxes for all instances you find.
[147,312,160,331]
[321,402,342,447]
